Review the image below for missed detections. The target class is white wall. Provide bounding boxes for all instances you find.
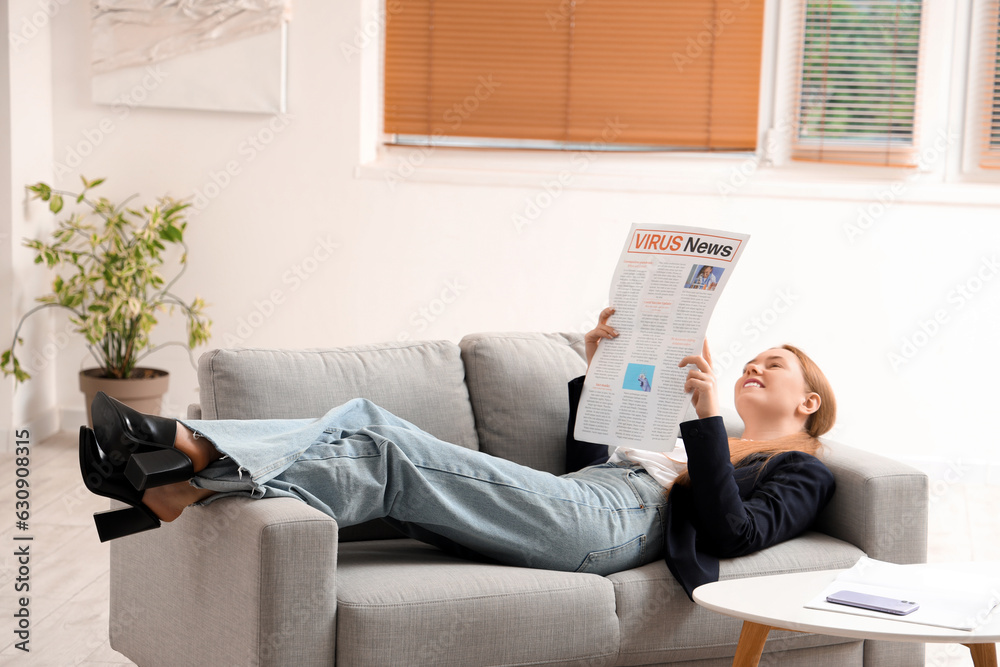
[36,1,1000,478]
[2,0,57,445]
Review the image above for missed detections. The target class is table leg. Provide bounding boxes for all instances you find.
[732,621,773,667]
[965,643,998,667]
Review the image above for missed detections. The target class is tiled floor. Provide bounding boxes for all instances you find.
[0,430,997,666]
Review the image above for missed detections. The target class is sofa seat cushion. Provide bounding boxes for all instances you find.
[607,532,865,666]
[336,540,620,667]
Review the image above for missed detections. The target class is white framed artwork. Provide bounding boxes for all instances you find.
[91,0,290,114]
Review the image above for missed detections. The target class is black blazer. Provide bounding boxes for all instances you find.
[566,376,836,599]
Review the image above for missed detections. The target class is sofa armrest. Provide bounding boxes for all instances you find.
[814,440,929,565]
[110,496,338,667]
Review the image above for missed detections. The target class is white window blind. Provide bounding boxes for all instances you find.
[793,0,924,166]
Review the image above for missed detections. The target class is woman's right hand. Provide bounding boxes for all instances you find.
[678,340,720,419]
[584,307,618,368]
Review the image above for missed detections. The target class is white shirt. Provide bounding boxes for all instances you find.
[608,441,688,489]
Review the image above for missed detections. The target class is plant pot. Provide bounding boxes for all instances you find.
[79,368,170,427]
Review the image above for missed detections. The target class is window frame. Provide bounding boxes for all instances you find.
[959,0,1000,180]
[789,0,926,167]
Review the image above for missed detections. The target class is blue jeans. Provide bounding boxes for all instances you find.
[183,399,667,575]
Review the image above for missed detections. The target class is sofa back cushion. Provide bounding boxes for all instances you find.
[459,332,587,474]
[195,342,479,450]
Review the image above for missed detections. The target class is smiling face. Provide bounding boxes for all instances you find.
[734,348,820,429]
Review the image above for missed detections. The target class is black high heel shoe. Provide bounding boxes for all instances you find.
[79,426,160,542]
[90,391,194,490]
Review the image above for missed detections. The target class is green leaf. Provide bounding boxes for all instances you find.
[28,183,52,201]
[159,225,183,243]
[49,195,64,214]
[0,351,30,383]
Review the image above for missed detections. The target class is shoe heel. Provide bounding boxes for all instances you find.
[125,449,194,490]
[93,505,160,542]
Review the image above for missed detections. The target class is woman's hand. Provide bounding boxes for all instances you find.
[678,340,720,419]
[584,307,618,368]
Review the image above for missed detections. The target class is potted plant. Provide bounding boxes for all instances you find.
[1,176,211,422]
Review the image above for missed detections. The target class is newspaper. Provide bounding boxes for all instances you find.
[574,224,750,453]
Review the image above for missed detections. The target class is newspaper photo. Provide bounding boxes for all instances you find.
[574,224,750,453]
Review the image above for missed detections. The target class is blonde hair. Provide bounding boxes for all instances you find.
[671,344,835,489]
[780,344,836,438]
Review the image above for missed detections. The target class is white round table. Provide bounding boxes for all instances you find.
[694,568,1000,667]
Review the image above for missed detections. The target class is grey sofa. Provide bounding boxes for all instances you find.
[109,332,928,666]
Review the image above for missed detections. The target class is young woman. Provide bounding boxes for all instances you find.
[80,307,836,596]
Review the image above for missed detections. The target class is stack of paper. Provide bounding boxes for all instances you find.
[805,557,1000,631]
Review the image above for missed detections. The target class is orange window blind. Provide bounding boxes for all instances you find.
[383,0,767,150]
[792,0,924,167]
[980,0,1000,169]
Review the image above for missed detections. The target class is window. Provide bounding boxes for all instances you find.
[792,0,924,166]
[978,0,1000,168]
[383,0,768,151]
